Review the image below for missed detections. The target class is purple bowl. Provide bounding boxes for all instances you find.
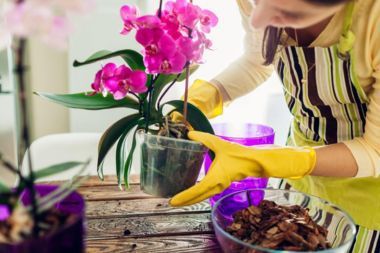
[204,123,275,206]
[0,185,85,253]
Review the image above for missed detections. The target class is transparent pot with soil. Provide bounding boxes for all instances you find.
[138,130,208,198]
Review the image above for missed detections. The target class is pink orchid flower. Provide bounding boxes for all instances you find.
[176,3,201,29]
[199,9,218,33]
[164,0,187,14]
[91,63,147,100]
[120,5,139,35]
[117,1,217,75]
[160,11,182,40]
[176,36,200,62]
[135,27,165,56]
[164,0,201,29]
[91,63,116,96]
[136,27,186,74]
[91,69,103,94]
[135,15,161,29]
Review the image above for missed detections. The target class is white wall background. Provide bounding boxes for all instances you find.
[0,47,17,185]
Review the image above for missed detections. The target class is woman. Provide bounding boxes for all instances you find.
[170,0,380,251]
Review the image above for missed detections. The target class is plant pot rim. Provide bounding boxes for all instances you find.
[211,123,275,140]
[137,129,208,152]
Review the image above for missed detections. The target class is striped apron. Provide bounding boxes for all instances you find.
[275,2,380,252]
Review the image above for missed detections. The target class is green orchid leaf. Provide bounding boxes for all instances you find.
[123,128,139,189]
[160,100,215,161]
[161,100,214,134]
[36,92,140,110]
[152,65,199,108]
[73,49,145,70]
[34,161,85,180]
[115,117,142,187]
[0,181,10,193]
[116,132,128,189]
[17,161,87,189]
[98,113,141,180]
[35,160,90,214]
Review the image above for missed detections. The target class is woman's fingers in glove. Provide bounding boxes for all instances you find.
[169,165,227,207]
[170,111,184,123]
[169,178,222,206]
[169,111,195,130]
[188,131,223,152]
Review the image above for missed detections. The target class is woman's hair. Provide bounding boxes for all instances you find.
[262,0,350,65]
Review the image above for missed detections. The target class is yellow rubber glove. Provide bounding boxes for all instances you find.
[169,131,316,207]
[171,79,224,123]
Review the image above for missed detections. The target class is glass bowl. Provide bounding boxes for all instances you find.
[211,189,356,253]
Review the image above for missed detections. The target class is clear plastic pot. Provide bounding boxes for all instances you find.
[138,130,208,198]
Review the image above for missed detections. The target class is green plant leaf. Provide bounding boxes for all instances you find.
[34,161,85,180]
[151,65,199,108]
[161,100,214,134]
[36,175,88,214]
[160,100,215,160]
[123,127,141,189]
[0,181,10,193]
[17,161,87,190]
[116,132,128,188]
[35,159,90,214]
[73,49,145,70]
[115,117,142,187]
[36,92,140,110]
[98,113,141,180]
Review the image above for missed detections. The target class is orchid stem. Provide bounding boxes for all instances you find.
[129,92,143,116]
[128,92,140,102]
[145,76,155,132]
[156,73,181,110]
[0,154,28,183]
[183,62,190,123]
[158,0,163,18]
[15,38,39,237]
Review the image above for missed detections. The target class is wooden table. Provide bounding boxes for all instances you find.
[61,175,222,253]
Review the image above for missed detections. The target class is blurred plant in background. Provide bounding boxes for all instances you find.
[0,0,94,49]
[0,0,93,243]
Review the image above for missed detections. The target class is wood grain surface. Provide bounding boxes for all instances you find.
[51,175,222,252]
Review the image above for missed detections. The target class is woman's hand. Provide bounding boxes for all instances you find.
[169,131,316,206]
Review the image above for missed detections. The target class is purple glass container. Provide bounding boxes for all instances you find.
[204,123,275,206]
[0,185,85,253]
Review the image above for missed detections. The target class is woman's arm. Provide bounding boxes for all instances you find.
[329,3,380,179]
[211,0,273,102]
[312,144,358,177]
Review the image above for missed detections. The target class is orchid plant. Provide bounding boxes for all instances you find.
[0,0,92,240]
[38,0,218,188]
